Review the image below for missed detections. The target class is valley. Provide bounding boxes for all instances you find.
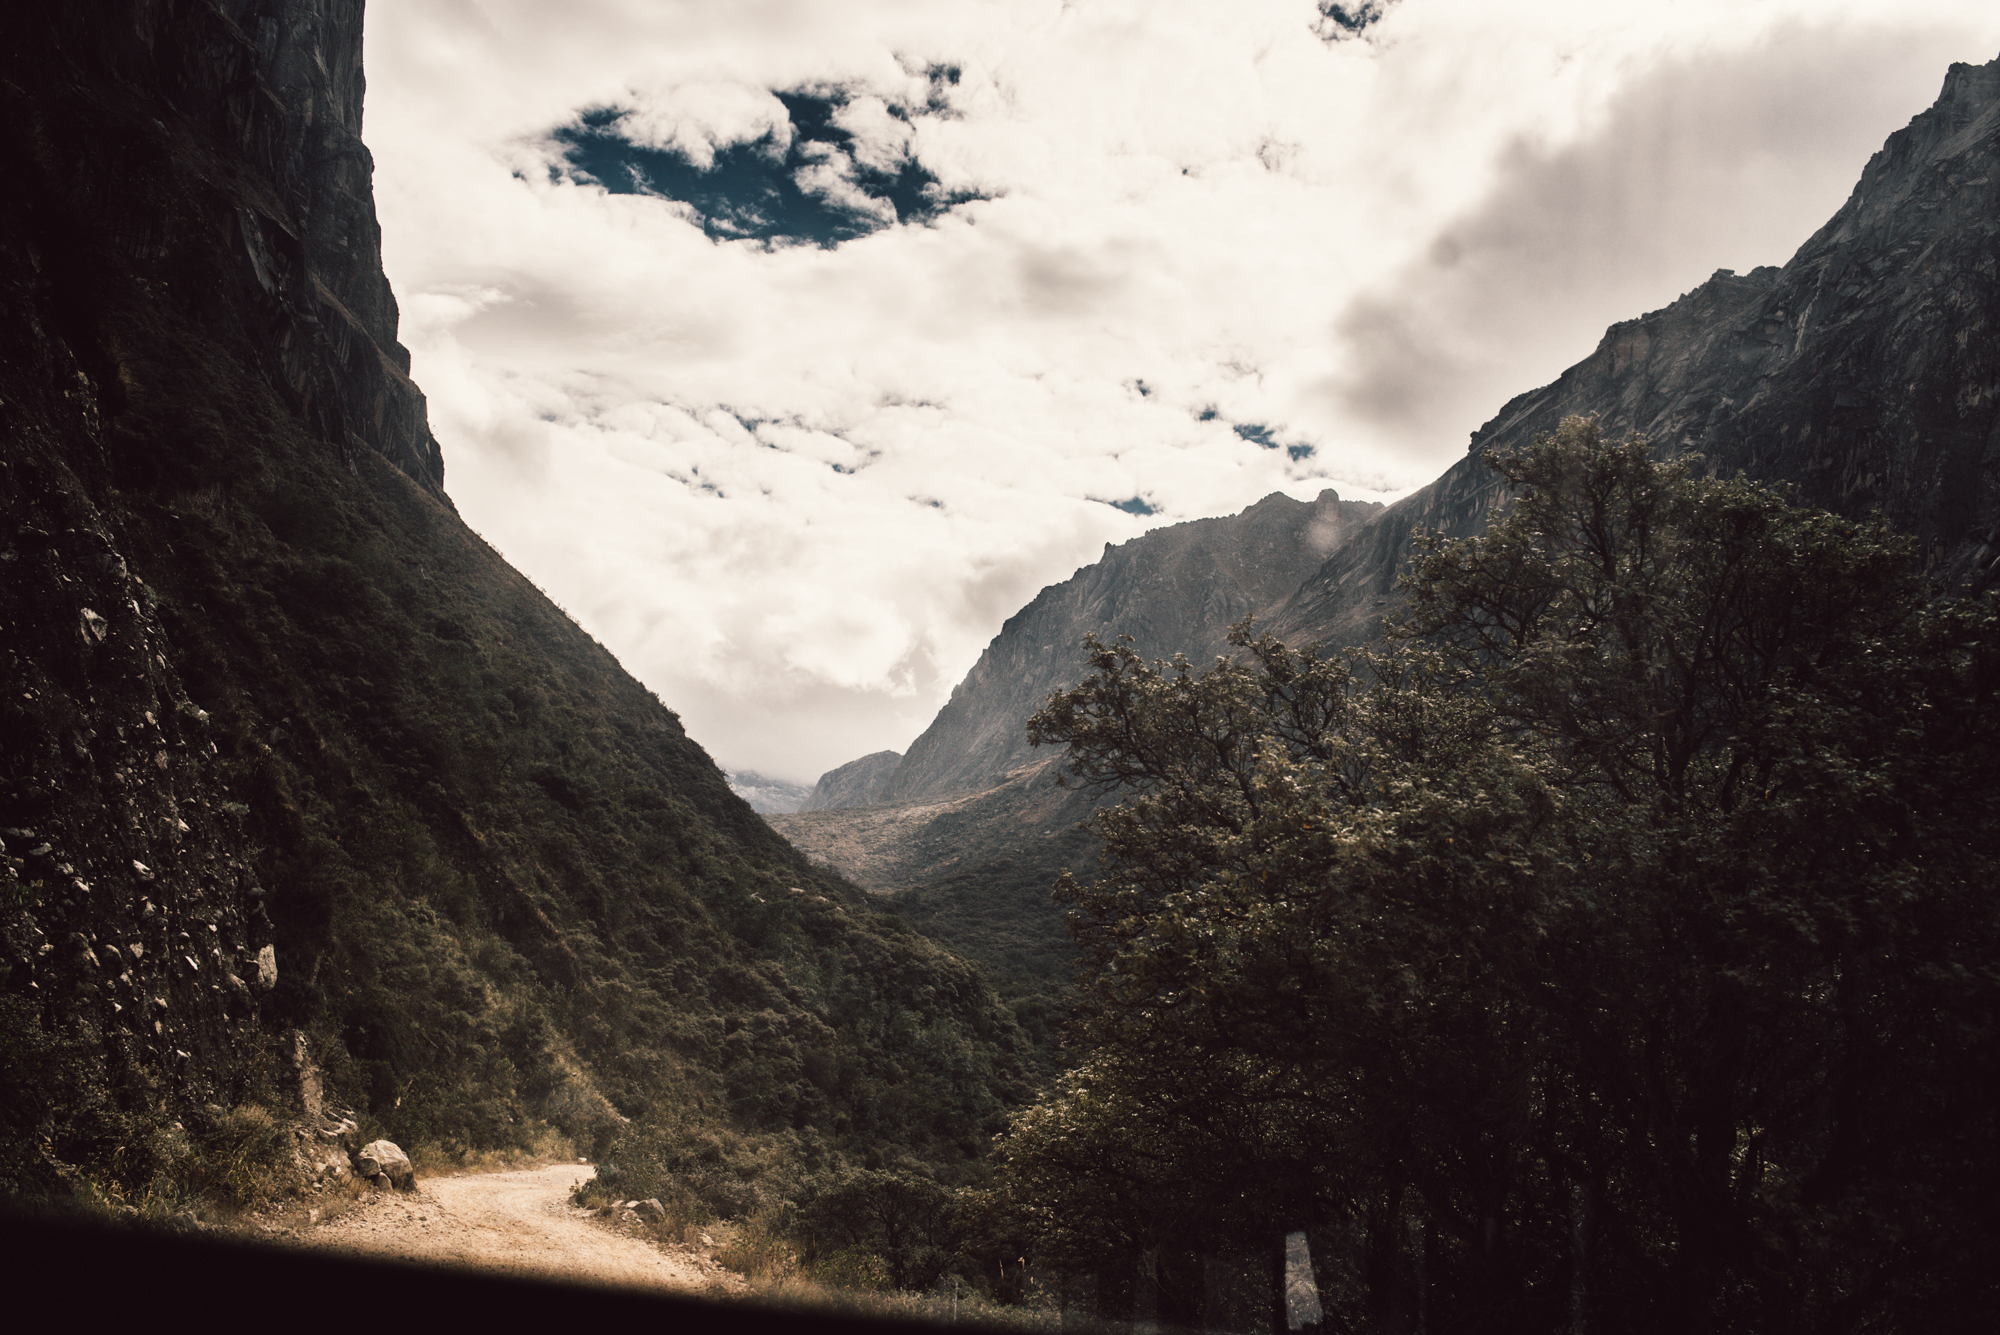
[3,3,1998,1329]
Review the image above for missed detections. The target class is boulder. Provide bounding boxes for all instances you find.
[356,1139,413,1190]
[632,1198,665,1220]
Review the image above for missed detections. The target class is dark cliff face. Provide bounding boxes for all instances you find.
[1275,54,2000,645]
[0,2,1027,1194]
[0,0,446,1139]
[5,1,445,499]
[870,489,1381,806]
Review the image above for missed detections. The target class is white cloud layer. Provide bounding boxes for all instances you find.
[364,0,2000,783]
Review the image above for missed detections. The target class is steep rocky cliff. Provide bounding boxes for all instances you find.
[1274,54,2000,646]
[0,1,1029,1205]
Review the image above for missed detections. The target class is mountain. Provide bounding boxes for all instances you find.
[783,53,2000,1044]
[0,0,1030,1209]
[876,488,1381,808]
[768,762,1095,1064]
[1275,54,2000,646]
[772,489,1376,1056]
[800,750,903,812]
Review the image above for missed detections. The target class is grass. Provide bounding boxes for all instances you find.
[406,1125,577,1178]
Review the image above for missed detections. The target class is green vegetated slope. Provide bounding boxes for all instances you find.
[0,1,1031,1212]
[771,764,1098,1065]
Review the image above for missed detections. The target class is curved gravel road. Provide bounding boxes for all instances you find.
[298,1163,735,1293]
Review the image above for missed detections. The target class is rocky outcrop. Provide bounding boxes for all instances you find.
[872,489,1381,805]
[1274,55,2000,646]
[801,751,903,812]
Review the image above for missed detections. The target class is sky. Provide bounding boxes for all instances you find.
[363,0,2000,786]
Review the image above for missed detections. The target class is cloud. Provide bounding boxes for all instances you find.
[1319,18,1994,453]
[364,0,2000,782]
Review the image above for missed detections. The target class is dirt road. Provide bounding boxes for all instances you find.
[295,1163,737,1294]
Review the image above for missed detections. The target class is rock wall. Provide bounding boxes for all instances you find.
[4,1,444,499]
[1274,54,2000,645]
[0,0,448,1115]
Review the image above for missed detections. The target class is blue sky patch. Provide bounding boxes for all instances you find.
[552,86,985,248]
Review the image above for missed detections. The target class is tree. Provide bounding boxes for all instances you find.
[994,418,2000,1333]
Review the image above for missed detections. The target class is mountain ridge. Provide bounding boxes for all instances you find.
[785,52,2000,1048]
[866,488,1381,808]
[1275,54,2000,645]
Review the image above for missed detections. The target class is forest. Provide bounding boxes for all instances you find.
[988,419,2000,1332]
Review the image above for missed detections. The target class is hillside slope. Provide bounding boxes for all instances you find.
[769,760,1094,1059]
[0,0,1030,1206]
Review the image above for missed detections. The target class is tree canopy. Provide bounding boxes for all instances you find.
[993,418,2000,1333]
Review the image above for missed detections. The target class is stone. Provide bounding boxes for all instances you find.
[254,944,277,990]
[357,1139,413,1190]
[632,1199,665,1219]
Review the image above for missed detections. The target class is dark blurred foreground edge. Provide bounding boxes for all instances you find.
[0,1207,950,1333]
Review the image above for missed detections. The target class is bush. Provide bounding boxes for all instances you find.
[175,1104,294,1210]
